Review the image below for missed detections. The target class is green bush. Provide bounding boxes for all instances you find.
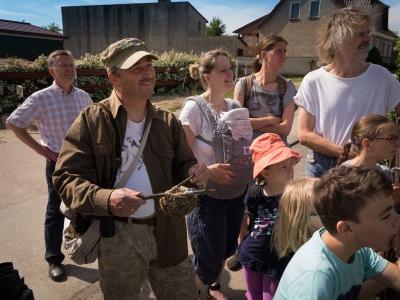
[367,46,384,66]
[396,45,400,83]
[0,51,200,114]
[75,53,104,69]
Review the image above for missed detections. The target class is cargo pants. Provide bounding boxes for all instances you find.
[98,221,197,300]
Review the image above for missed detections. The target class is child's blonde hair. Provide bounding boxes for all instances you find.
[273,177,320,258]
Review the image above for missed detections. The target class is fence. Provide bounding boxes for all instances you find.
[234,58,253,79]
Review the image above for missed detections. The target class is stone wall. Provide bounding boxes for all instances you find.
[187,6,206,37]
[281,56,319,76]
[62,2,207,57]
[234,55,317,77]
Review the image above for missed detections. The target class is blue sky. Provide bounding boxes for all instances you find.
[0,0,399,34]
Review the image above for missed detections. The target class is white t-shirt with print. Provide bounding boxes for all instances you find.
[294,64,400,146]
[114,118,154,218]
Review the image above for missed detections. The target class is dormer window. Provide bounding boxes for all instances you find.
[289,2,301,20]
[310,0,320,18]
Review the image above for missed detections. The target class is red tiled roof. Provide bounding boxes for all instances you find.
[333,0,389,8]
[233,0,286,34]
[376,29,398,38]
[234,0,392,36]
[257,1,287,33]
[0,19,67,39]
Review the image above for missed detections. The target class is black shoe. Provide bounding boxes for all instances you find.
[226,250,242,272]
[48,263,65,282]
[0,262,34,300]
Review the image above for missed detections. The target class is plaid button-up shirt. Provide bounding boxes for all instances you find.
[7,81,92,153]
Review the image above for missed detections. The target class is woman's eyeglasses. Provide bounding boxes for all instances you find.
[374,135,399,144]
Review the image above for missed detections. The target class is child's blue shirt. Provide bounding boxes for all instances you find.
[274,228,388,300]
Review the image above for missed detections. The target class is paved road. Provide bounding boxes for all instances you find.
[0,111,307,300]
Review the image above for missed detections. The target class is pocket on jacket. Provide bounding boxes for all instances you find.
[92,143,114,185]
[152,147,175,182]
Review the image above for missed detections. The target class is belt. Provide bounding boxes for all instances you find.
[114,216,156,226]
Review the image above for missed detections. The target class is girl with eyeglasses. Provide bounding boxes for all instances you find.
[336,115,400,300]
[336,114,400,181]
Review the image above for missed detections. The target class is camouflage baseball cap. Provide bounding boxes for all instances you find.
[101,38,158,70]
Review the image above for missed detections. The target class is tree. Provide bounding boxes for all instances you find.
[366,46,384,66]
[395,35,400,81]
[395,35,400,66]
[42,22,62,33]
[206,17,226,37]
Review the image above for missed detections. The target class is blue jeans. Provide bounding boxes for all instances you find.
[45,160,65,264]
[187,192,245,285]
[305,150,337,178]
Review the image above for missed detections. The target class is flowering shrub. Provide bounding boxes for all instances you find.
[0,51,201,114]
[75,53,104,69]
[154,50,200,95]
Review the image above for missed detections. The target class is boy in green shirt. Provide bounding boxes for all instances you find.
[275,166,400,299]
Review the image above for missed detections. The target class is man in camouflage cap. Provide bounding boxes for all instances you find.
[54,38,208,299]
[101,37,158,71]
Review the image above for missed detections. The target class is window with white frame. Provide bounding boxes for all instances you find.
[310,0,320,18]
[387,43,392,57]
[290,2,301,20]
[383,42,392,57]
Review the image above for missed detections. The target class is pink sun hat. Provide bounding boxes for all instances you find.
[250,133,302,179]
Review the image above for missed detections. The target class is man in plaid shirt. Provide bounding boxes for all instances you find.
[6,50,92,281]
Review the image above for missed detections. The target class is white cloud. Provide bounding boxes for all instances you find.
[197,3,274,34]
[389,2,400,34]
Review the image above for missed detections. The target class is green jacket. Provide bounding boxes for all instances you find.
[53,90,197,267]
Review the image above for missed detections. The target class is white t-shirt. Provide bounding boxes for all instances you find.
[294,64,400,146]
[114,118,154,218]
[179,96,241,166]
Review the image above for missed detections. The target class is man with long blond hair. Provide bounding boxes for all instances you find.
[296,7,400,178]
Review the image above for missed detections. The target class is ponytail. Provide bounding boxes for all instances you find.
[252,55,262,72]
[336,143,351,167]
